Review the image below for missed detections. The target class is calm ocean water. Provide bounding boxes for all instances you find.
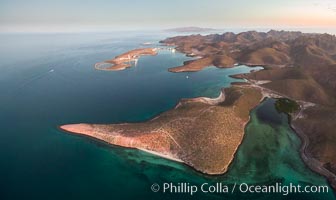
[0,31,335,200]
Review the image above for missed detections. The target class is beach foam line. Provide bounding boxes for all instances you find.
[137,148,183,163]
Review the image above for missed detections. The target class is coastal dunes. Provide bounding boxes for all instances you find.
[61,86,262,174]
[95,48,157,71]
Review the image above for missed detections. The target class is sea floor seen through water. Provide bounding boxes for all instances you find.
[0,32,334,200]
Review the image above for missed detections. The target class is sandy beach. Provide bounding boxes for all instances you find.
[95,48,158,71]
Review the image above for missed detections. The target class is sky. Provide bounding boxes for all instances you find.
[0,0,336,32]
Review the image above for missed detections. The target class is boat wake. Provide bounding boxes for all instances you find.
[19,68,55,89]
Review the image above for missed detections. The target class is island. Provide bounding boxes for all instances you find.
[62,30,336,189]
[95,48,158,71]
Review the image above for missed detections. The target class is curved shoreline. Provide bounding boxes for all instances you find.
[60,85,263,175]
[58,87,336,187]
[163,35,336,189]
[94,48,158,71]
[67,30,336,189]
[58,125,184,164]
[63,61,336,189]
[58,92,220,173]
[291,118,336,190]
[246,78,336,190]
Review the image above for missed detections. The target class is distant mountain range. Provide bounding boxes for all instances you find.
[164,26,217,33]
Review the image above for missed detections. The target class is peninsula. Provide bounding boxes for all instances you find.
[61,86,262,174]
[95,48,157,71]
[62,30,336,189]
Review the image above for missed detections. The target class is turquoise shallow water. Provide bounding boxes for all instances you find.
[0,32,335,200]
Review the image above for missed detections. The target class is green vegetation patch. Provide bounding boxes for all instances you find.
[275,98,300,114]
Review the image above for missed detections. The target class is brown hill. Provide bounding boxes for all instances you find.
[238,47,291,66]
[262,79,331,105]
[290,43,335,68]
[61,86,263,175]
[308,64,336,99]
[169,55,235,72]
[161,30,336,189]
[235,31,267,43]
[293,105,336,189]
[169,57,214,72]
[267,30,303,41]
[246,67,308,81]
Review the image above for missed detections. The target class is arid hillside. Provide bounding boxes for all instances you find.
[161,30,336,189]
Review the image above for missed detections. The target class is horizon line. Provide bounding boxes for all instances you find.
[1,26,336,35]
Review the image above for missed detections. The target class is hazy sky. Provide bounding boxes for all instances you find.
[1,0,336,32]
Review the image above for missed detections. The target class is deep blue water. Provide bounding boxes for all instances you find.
[0,32,334,200]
